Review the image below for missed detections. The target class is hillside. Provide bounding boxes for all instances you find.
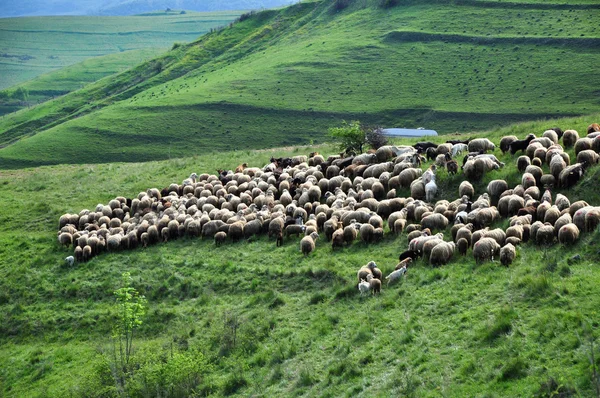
[2,113,600,396]
[0,11,240,90]
[0,0,598,169]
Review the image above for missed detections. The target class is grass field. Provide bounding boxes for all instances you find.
[1,113,600,396]
[0,0,598,168]
[0,10,241,90]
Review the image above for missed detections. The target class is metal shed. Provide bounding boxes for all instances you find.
[381,128,438,137]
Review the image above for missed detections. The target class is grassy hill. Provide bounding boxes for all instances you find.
[0,0,598,169]
[0,48,167,117]
[2,113,600,396]
[0,11,241,90]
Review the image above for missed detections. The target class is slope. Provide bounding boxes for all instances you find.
[1,113,600,396]
[0,0,599,168]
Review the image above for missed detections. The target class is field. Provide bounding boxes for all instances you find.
[0,10,241,90]
[2,113,600,396]
[0,0,598,168]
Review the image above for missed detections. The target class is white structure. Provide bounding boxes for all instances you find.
[382,128,438,137]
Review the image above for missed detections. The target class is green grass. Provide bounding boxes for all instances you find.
[0,0,599,168]
[0,11,241,90]
[2,114,600,396]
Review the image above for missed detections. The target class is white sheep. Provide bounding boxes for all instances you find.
[425,175,437,203]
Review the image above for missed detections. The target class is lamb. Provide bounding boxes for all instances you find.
[399,249,420,262]
[457,238,469,256]
[430,241,455,267]
[65,255,75,266]
[214,231,227,246]
[472,237,501,263]
[368,275,382,295]
[285,224,306,239]
[562,129,579,148]
[425,175,438,203]
[499,243,516,266]
[300,232,319,256]
[468,138,496,153]
[358,279,370,295]
[395,258,413,270]
[386,266,407,285]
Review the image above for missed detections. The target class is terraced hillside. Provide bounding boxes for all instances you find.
[2,113,600,396]
[0,0,598,168]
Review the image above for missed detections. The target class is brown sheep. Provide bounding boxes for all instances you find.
[587,123,600,135]
[500,243,516,266]
[562,129,579,148]
[558,223,580,245]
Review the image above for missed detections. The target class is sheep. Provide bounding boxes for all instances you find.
[542,130,559,144]
[268,217,285,240]
[562,129,579,148]
[577,150,599,169]
[331,229,345,250]
[587,123,600,135]
[420,213,448,232]
[430,241,455,267]
[357,262,376,282]
[500,135,518,153]
[585,208,600,232]
[559,163,585,188]
[285,224,306,239]
[535,223,555,246]
[300,232,319,256]
[487,180,509,203]
[473,237,501,263]
[343,223,360,246]
[82,245,92,262]
[553,213,573,236]
[549,154,566,179]
[459,181,474,199]
[468,138,496,153]
[499,243,516,266]
[398,168,422,188]
[386,266,407,285]
[574,137,593,155]
[558,223,580,245]
[410,178,426,200]
[522,173,536,189]
[543,205,561,226]
[360,223,375,244]
[509,134,536,154]
[58,232,73,248]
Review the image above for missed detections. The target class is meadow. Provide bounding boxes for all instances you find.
[0,10,241,90]
[2,113,600,396]
[0,0,598,168]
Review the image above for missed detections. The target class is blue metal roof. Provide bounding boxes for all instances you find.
[382,128,438,137]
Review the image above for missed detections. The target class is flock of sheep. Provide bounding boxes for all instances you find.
[58,123,600,295]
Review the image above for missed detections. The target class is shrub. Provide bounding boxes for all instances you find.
[333,0,351,11]
[328,120,365,154]
[379,0,399,8]
[366,127,389,150]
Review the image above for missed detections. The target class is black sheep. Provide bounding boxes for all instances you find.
[509,134,536,155]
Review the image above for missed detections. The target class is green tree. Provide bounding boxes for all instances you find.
[111,272,146,394]
[328,120,365,155]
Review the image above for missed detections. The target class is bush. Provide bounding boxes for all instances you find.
[333,0,351,11]
[366,127,388,150]
[328,120,365,154]
[379,0,399,8]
